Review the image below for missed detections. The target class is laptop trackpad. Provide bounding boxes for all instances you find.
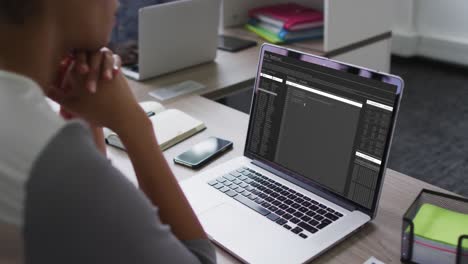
[199,203,296,263]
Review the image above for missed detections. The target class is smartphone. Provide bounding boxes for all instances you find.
[218,35,257,52]
[174,137,233,169]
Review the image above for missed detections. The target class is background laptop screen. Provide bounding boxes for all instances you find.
[246,50,400,209]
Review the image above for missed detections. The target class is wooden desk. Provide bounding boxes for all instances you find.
[108,94,452,264]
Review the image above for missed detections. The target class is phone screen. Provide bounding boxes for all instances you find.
[175,137,233,167]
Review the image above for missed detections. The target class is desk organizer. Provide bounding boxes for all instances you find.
[401,189,468,264]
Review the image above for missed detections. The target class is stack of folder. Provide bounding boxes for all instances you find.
[408,203,468,264]
[246,3,324,44]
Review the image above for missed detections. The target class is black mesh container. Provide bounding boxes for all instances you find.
[401,189,468,264]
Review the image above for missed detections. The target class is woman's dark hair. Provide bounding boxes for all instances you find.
[0,0,36,24]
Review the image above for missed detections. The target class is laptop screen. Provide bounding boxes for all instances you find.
[245,48,402,212]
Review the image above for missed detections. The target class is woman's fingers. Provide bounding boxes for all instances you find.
[113,54,122,74]
[75,52,89,74]
[86,51,102,93]
[101,48,114,80]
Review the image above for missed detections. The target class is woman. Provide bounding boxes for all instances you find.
[0,1,215,263]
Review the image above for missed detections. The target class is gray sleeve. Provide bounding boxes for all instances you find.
[23,121,216,264]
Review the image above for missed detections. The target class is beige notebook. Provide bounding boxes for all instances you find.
[104,102,206,151]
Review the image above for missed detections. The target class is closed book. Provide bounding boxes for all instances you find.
[105,102,206,151]
[248,20,323,43]
[249,3,323,31]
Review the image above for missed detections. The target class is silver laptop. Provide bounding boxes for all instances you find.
[122,0,220,81]
[181,44,404,264]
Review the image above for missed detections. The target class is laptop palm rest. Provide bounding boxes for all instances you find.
[199,203,303,264]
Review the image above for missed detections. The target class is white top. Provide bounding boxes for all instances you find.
[0,70,65,227]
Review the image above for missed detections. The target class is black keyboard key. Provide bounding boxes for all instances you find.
[326,208,335,213]
[317,209,327,215]
[289,189,297,194]
[245,185,254,191]
[299,233,308,239]
[280,190,290,196]
[308,219,319,226]
[301,215,311,222]
[284,199,293,205]
[258,186,266,191]
[277,196,287,201]
[257,193,267,199]
[223,174,236,181]
[225,190,237,197]
[319,204,327,209]
[298,222,318,234]
[322,219,332,225]
[306,211,316,217]
[310,200,318,205]
[296,193,304,198]
[276,210,285,216]
[244,178,253,184]
[269,206,278,212]
[276,218,287,225]
[294,197,304,203]
[270,192,279,198]
[287,194,297,199]
[303,196,311,201]
[313,215,324,221]
[290,217,300,224]
[291,227,303,234]
[279,204,288,210]
[298,207,308,213]
[262,202,271,208]
[335,212,344,217]
[316,223,328,229]
[251,189,260,195]
[272,200,281,206]
[265,196,274,202]
[208,180,218,186]
[293,212,304,218]
[264,189,273,194]
[219,186,230,193]
[286,208,296,214]
[283,213,293,220]
[234,195,270,216]
[302,201,312,207]
[324,213,339,221]
[283,224,292,230]
[291,203,301,209]
[249,194,258,200]
[274,187,282,192]
[309,205,319,211]
[267,213,280,221]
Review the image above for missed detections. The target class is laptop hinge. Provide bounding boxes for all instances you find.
[252,160,359,212]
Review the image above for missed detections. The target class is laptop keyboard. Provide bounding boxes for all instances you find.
[208,167,344,239]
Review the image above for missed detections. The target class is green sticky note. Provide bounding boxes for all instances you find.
[411,203,468,248]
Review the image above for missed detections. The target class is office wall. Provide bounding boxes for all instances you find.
[392,0,468,65]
